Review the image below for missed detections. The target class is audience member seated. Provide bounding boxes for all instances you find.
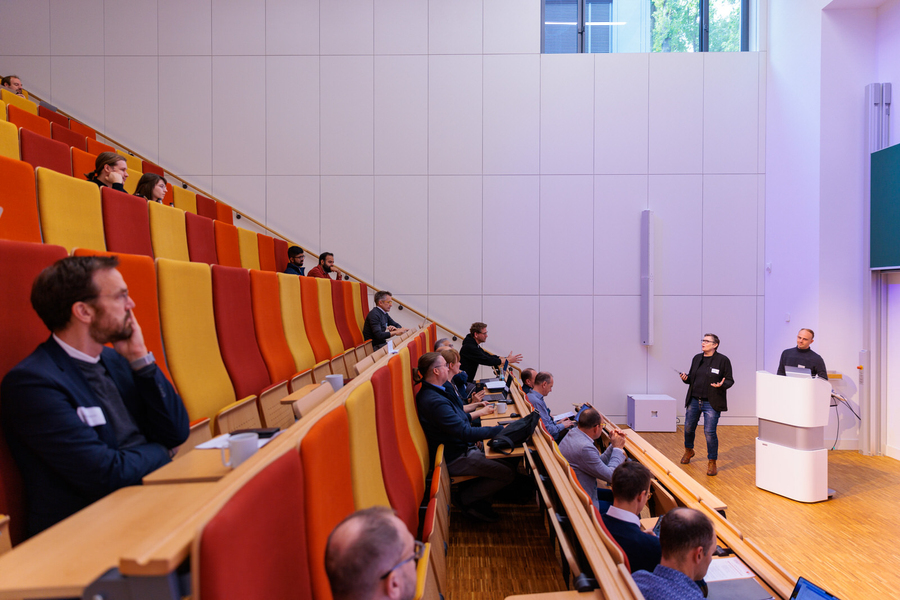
[439,348,492,424]
[325,507,421,600]
[632,508,716,600]
[558,407,626,509]
[362,290,408,350]
[307,251,343,280]
[459,321,523,381]
[521,367,536,395]
[527,372,574,442]
[133,173,168,204]
[0,256,189,538]
[86,151,129,192]
[284,245,306,276]
[601,462,661,574]
[1,74,25,96]
[433,338,452,351]
[415,352,514,522]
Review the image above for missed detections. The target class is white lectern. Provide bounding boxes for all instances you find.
[755,371,832,502]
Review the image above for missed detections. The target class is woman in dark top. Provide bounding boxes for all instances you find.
[133,173,168,204]
[85,151,128,192]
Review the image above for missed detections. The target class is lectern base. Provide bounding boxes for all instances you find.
[756,438,829,503]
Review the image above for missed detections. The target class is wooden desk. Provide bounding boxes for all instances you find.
[484,442,525,459]
[143,448,232,485]
[0,483,216,599]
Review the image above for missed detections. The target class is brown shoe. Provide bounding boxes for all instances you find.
[707,460,718,476]
[680,448,695,464]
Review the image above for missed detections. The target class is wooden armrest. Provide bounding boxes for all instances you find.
[173,418,212,459]
[0,515,11,555]
[213,395,261,435]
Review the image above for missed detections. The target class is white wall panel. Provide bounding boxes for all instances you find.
[595,54,649,175]
[265,0,318,55]
[266,56,319,175]
[541,54,594,175]
[482,176,539,295]
[703,175,758,296]
[429,0,483,54]
[0,56,51,99]
[158,0,211,56]
[393,295,427,329]
[374,0,428,55]
[483,55,540,175]
[702,295,758,418]
[428,55,482,175]
[758,52,767,173]
[647,295,701,415]
[320,56,374,175]
[0,0,50,55]
[428,176,482,295]
[756,296,765,370]
[321,0,373,55]
[593,295,648,417]
[483,0,541,54]
[649,174,702,296]
[266,175,320,250]
[185,176,213,192]
[321,176,375,284]
[374,176,428,294]
[539,296,593,414]
[428,295,482,337]
[104,0,157,56]
[483,295,540,370]
[212,175,266,225]
[540,176,593,295]
[213,56,265,175]
[159,57,212,176]
[757,174,765,294]
[50,56,105,129]
[104,57,158,161]
[49,0,102,56]
[703,52,759,174]
[212,0,265,55]
[374,56,428,175]
[648,53,703,174]
[594,175,647,296]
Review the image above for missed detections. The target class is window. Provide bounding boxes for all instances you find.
[542,0,749,54]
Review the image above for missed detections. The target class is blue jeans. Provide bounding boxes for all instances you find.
[684,398,720,460]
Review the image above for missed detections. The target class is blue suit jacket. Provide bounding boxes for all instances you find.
[601,512,662,574]
[362,307,401,349]
[0,337,189,537]
[415,382,501,464]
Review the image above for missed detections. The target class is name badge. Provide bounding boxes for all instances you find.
[77,406,106,427]
[797,364,805,369]
[711,368,720,375]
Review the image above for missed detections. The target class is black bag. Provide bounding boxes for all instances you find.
[488,411,540,454]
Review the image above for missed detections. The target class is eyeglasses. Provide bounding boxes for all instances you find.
[701,339,715,344]
[380,540,425,579]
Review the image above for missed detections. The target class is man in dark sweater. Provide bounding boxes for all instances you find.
[777,328,828,380]
[602,461,661,574]
[458,321,523,381]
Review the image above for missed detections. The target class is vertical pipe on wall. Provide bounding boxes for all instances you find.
[641,210,654,346]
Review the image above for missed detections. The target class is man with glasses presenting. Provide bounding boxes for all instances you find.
[326,507,422,600]
[677,334,733,476]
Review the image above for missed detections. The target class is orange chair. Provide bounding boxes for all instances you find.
[0,155,42,243]
[8,105,50,138]
[86,137,114,155]
[257,233,276,272]
[69,120,96,140]
[213,221,242,268]
[38,106,68,129]
[71,147,98,181]
[20,128,71,175]
[342,280,365,346]
[50,122,86,151]
[215,200,233,224]
[331,279,357,350]
[387,353,427,503]
[394,347,429,480]
[298,276,334,364]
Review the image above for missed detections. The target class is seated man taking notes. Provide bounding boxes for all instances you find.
[558,408,626,508]
[362,290,408,350]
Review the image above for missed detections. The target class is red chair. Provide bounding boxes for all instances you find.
[142,161,164,177]
[50,122,86,151]
[273,238,289,273]
[358,282,371,324]
[0,240,68,546]
[214,221,242,268]
[0,155,42,243]
[193,450,314,600]
[38,106,68,129]
[69,120,96,140]
[185,212,218,265]
[299,276,334,363]
[342,281,365,346]
[330,279,356,350]
[20,129,71,175]
[86,137,114,155]
[195,194,217,220]
[100,187,153,257]
[8,105,51,138]
[215,200,233,225]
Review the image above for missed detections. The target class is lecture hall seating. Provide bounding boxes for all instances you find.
[100,187,154,257]
[0,155,42,243]
[35,166,105,253]
[8,105,50,138]
[185,212,218,265]
[50,121,87,151]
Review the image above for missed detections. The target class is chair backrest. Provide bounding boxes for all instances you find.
[148,201,190,261]
[195,194,217,220]
[370,366,419,534]
[215,200,233,224]
[350,282,366,333]
[193,450,313,600]
[210,265,272,399]
[316,278,346,356]
[277,273,318,374]
[345,382,392,510]
[298,276,333,362]
[387,353,427,500]
[20,128,70,175]
[237,227,260,270]
[142,161,164,177]
[38,106,68,128]
[185,212,218,265]
[0,120,19,160]
[341,280,365,346]
[36,167,105,253]
[100,187,153,257]
[68,120,96,140]
[120,153,141,173]
[397,347,429,475]
[273,238,289,273]
[1,90,38,115]
[330,280,357,350]
[0,155,41,243]
[0,240,68,547]
[257,233,276,272]
[156,258,236,422]
[86,137,114,155]
[300,406,356,600]
[8,106,50,138]
[172,187,197,214]
[291,382,334,419]
[213,221,242,268]
[358,282,371,324]
[50,121,86,150]
[71,146,97,181]
[249,270,299,386]
[122,168,141,195]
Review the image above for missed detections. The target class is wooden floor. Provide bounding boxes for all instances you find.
[639,426,900,600]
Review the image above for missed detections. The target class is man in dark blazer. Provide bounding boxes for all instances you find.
[458,321,523,381]
[602,461,661,574]
[1,256,189,538]
[678,333,733,476]
[362,290,408,350]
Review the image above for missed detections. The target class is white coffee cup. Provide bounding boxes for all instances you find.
[326,374,344,392]
[220,432,258,468]
[496,402,507,414]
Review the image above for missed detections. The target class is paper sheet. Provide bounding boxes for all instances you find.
[704,557,755,582]
[195,432,281,450]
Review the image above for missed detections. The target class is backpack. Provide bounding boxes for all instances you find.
[488,411,540,454]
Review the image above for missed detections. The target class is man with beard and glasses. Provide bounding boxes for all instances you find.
[1,256,189,538]
[307,251,344,280]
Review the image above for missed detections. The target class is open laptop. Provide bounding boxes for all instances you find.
[784,366,812,379]
[483,372,514,403]
[789,577,840,600]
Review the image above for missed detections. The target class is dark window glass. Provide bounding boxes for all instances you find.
[544,0,579,54]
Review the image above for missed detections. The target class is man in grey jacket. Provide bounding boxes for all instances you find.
[558,407,627,509]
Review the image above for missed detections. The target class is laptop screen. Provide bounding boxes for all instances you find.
[789,577,840,600]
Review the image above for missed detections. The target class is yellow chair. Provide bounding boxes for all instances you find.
[237,227,260,270]
[398,348,429,478]
[317,278,347,356]
[148,202,190,261]
[118,152,142,173]
[172,186,197,214]
[277,273,318,374]
[350,281,365,332]
[123,168,141,194]
[0,99,6,121]
[36,167,105,253]
[345,382,392,510]
[0,119,18,160]
[0,89,38,115]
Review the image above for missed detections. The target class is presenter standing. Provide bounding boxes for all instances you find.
[678,334,733,476]
[777,328,828,380]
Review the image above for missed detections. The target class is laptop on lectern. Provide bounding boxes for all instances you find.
[789,577,841,600]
